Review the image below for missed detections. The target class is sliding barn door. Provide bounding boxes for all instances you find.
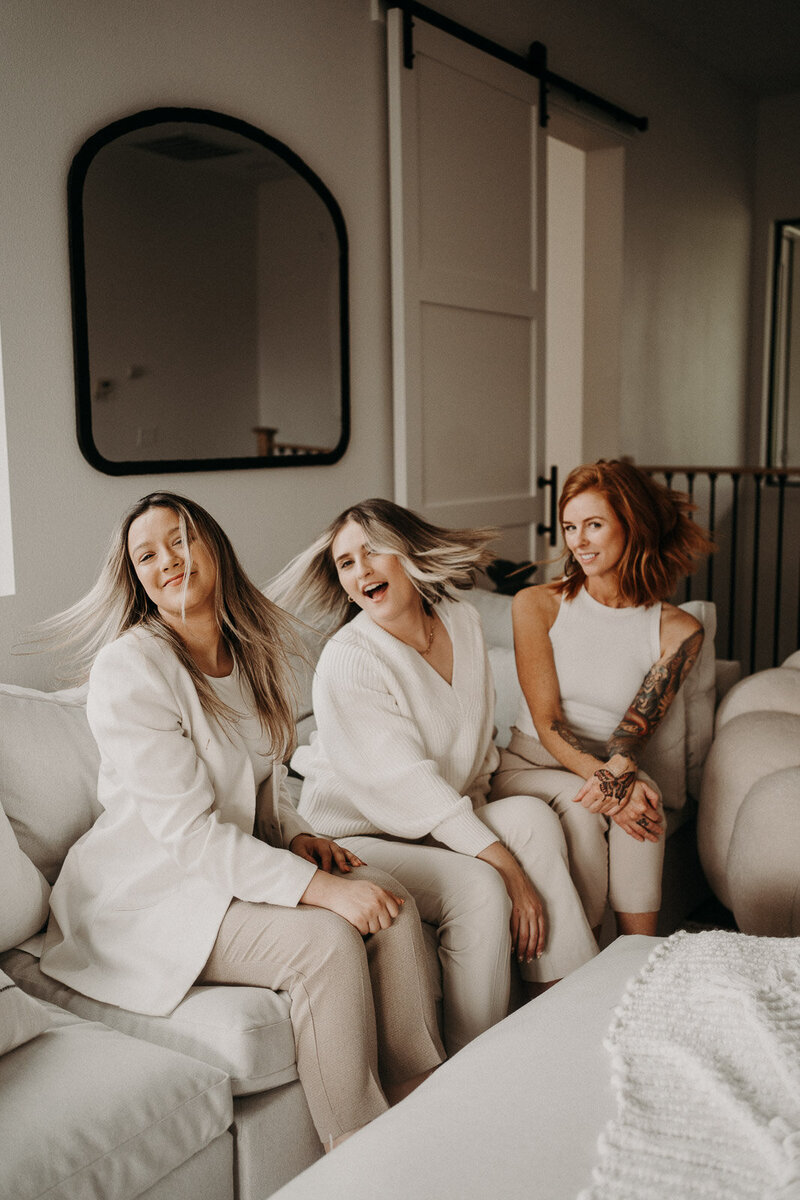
[387,10,547,547]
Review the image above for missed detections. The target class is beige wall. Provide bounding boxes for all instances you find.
[0,0,763,685]
[750,92,800,456]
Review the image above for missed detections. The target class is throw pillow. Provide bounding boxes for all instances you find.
[0,682,101,882]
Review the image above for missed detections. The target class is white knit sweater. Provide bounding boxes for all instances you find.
[293,599,499,856]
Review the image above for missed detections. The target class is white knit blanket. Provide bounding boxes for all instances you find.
[581,930,800,1200]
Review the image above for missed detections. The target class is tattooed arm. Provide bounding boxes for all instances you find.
[573,607,704,824]
[606,622,704,764]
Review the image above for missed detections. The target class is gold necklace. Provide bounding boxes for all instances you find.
[419,617,436,657]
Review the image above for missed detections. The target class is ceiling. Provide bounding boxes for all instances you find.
[614,0,800,98]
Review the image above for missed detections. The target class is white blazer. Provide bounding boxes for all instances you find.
[42,628,317,1016]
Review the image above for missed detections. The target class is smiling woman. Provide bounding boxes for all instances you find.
[32,492,445,1151]
[126,506,226,674]
[269,498,599,1056]
[490,460,715,939]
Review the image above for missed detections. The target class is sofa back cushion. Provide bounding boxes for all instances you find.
[0,799,50,952]
[0,683,101,883]
[678,600,717,799]
[0,967,51,1055]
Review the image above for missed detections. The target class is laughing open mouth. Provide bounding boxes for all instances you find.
[363,582,388,599]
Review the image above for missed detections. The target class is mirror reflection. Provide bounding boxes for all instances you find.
[69,108,349,474]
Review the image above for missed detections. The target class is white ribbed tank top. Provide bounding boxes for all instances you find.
[515,586,662,744]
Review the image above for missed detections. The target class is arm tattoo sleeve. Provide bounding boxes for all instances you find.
[606,627,704,762]
[551,718,594,755]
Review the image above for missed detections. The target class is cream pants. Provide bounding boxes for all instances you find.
[199,866,444,1145]
[342,792,597,1056]
[490,731,666,927]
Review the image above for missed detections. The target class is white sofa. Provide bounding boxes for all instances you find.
[0,970,234,1200]
[698,648,800,936]
[0,588,724,1200]
[0,682,324,1200]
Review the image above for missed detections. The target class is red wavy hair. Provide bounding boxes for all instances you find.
[555,460,714,606]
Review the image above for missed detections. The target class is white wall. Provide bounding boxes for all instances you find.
[0,0,393,687]
[0,0,759,686]
[749,92,800,456]
[545,137,585,484]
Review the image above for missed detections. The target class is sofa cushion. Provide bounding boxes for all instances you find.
[0,967,50,1055]
[486,646,519,749]
[0,798,50,953]
[727,766,800,937]
[677,600,717,799]
[0,682,101,882]
[0,1000,232,1200]
[698,709,800,910]
[468,586,514,650]
[2,950,298,1098]
[637,690,687,811]
[714,664,800,730]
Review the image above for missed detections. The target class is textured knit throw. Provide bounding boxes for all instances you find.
[581,930,800,1200]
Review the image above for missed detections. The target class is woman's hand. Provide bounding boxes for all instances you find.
[289,833,364,874]
[572,754,637,815]
[611,779,663,842]
[478,841,546,963]
[299,870,405,936]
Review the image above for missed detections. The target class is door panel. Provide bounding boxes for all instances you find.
[388,11,545,545]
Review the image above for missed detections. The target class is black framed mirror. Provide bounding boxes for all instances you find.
[68,108,350,474]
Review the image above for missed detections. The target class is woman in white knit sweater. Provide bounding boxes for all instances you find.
[39,492,444,1151]
[490,461,714,938]
[271,499,597,1055]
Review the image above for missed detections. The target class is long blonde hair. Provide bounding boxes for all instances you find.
[33,492,301,756]
[268,497,498,630]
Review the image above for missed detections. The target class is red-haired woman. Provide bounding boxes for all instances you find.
[490,460,713,938]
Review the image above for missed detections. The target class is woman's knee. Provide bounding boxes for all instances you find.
[481,793,567,859]
[351,864,414,906]
[559,801,607,851]
[449,855,512,924]
[302,907,368,972]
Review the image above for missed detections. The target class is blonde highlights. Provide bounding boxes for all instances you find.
[32,493,302,756]
[268,498,498,630]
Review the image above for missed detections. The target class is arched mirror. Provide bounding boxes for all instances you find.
[69,108,349,474]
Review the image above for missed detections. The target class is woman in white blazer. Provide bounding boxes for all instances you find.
[40,492,444,1151]
[269,498,598,1056]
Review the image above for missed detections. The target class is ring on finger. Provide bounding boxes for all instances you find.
[637,816,649,829]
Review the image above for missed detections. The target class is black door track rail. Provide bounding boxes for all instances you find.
[386,1,649,132]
